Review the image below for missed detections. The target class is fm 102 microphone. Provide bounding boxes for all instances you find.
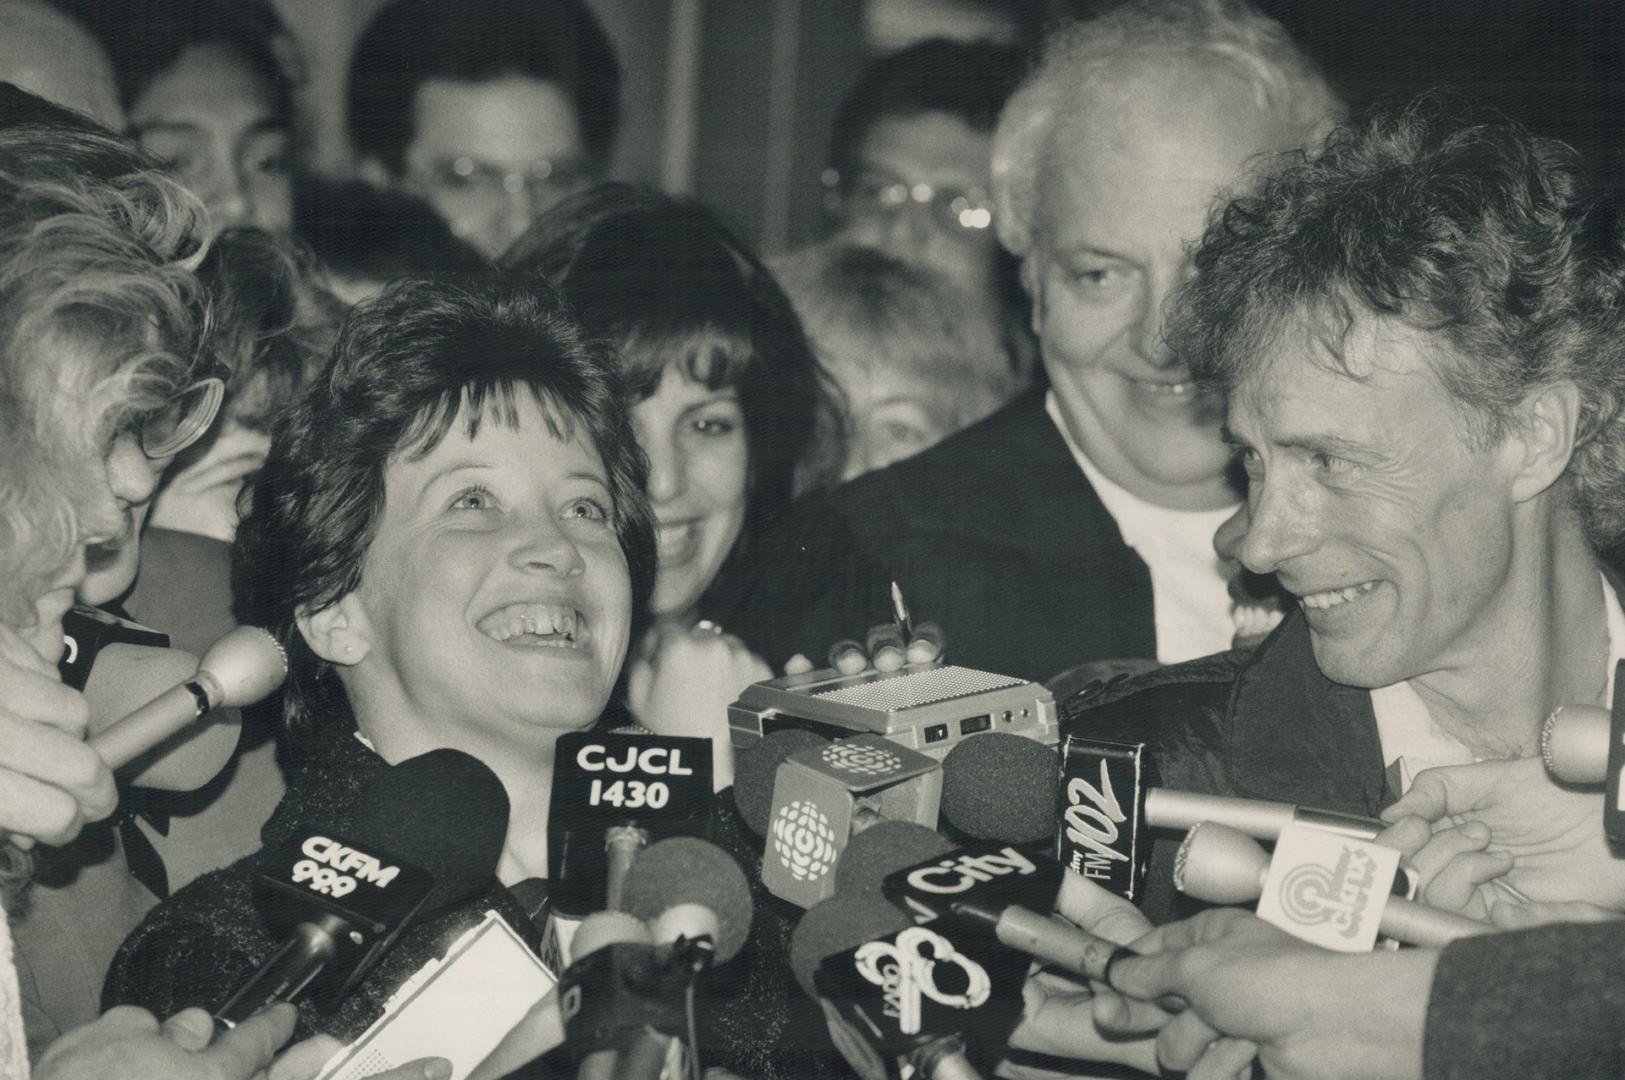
[762,734,942,908]
[1175,821,1489,949]
[89,625,288,769]
[214,748,507,1031]
[547,732,713,920]
[1060,737,1390,902]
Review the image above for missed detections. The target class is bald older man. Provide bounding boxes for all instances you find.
[715,0,1339,685]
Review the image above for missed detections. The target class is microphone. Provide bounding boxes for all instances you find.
[547,731,714,922]
[58,604,169,689]
[1540,665,1625,844]
[793,896,1027,1080]
[557,912,662,1080]
[761,734,943,908]
[834,820,955,897]
[731,727,829,837]
[1058,737,1388,901]
[1175,821,1489,949]
[940,733,1059,844]
[562,839,750,1080]
[213,748,507,1030]
[620,836,753,967]
[89,625,288,769]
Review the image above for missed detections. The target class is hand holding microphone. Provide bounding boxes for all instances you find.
[1175,822,1489,948]
[0,620,116,848]
[1381,754,1625,919]
[1095,907,1438,1080]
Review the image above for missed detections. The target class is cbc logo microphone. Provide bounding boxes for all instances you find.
[771,800,838,882]
[820,742,904,778]
[854,926,991,1036]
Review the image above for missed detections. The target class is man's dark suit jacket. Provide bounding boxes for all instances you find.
[713,389,1157,683]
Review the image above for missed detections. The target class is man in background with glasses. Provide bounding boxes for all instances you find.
[821,37,1026,348]
[347,0,620,262]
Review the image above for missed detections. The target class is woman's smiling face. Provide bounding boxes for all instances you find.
[315,391,632,758]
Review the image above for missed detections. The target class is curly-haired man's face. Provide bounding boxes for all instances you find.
[1227,316,1543,690]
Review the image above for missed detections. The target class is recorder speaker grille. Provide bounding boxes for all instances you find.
[812,665,1022,711]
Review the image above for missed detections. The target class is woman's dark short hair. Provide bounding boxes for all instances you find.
[234,273,655,735]
[503,183,843,549]
[1170,93,1625,548]
[347,0,620,177]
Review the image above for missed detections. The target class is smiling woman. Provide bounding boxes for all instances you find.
[502,184,844,779]
[105,272,659,1036]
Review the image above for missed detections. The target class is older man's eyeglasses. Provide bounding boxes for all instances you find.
[137,376,226,459]
[824,166,994,236]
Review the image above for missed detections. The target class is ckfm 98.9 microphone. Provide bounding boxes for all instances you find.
[213,748,507,1032]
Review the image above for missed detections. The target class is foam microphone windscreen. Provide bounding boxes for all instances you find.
[348,747,511,912]
[833,820,955,897]
[733,728,831,835]
[788,893,912,999]
[620,837,753,963]
[940,733,1059,844]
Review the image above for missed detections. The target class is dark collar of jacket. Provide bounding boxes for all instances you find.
[1062,610,1386,818]
[1222,611,1389,816]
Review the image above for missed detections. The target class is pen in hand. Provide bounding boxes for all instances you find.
[890,580,914,644]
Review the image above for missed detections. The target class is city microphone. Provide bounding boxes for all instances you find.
[834,820,955,897]
[213,748,507,1032]
[89,625,288,769]
[1175,821,1490,949]
[761,734,943,908]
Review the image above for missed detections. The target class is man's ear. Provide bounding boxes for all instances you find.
[355,157,398,192]
[1508,380,1581,504]
[296,595,372,667]
[1020,255,1044,333]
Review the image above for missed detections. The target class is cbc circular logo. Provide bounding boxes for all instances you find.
[772,800,838,881]
[821,742,902,778]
